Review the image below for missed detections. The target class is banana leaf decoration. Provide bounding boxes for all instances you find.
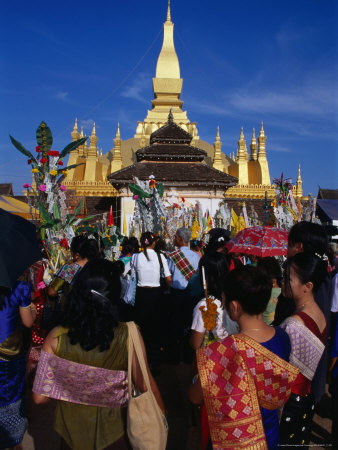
[9,136,38,165]
[57,162,84,175]
[59,137,87,159]
[36,121,53,153]
[129,183,152,198]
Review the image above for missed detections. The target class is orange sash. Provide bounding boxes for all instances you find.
[197,334,299,449]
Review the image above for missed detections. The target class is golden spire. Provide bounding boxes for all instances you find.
[237,127,247,161]
[91,122,96,136]
[71,118,80,141]
[80,127,84,137]
[116,122,120,138]
[250,128,257,161]
[296,164,303,198]
[111,123,123,172]
[167,0,171,21]
[89,122,98,156]
[213,126,223,171]
[155,0,180,78]
[258,122,267,158]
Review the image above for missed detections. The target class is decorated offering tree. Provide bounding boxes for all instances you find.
[10,121,88,271]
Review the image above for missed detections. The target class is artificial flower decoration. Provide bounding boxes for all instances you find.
[62,170,68,176]
[59,238,69,249]
[23,183,31,189]
[149,174,155,179]
[47,150,60,157]
[40,158,47,164]
[36,281,46,290]
[35,146,41,152]
[49,170,58,176]
[149,179,156,188]
[57,161,63,165]
[133,194,139,200]
[27,159,32,164]
[31,168,39,173]
[38,184,47,192]
[60,185,67,192]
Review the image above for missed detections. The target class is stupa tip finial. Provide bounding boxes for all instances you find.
[260,121,265,135]
[167,0,171,21]
[252,128,256,139]
[116,122,120,137]
[240,127,244,139]
[73,118,78,131]
[92,122,96,136]
[168,108,174,123]
[80,127,84,137]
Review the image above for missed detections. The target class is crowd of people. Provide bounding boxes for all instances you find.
[0,220,337,449]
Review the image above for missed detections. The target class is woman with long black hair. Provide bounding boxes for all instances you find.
[33,258,165,450]
[133,232,171,370]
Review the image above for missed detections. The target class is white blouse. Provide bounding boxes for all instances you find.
[133,250,171,288]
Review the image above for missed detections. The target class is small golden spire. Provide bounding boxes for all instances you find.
[250,128,257,161]
[73,118,78,132]
[216,126,220,142]
[259,121,265,137]
[92,122,96,136]
[80,127,84,137]
[296,164,303,198]
[116,123,120,138]
[240,127,244,140]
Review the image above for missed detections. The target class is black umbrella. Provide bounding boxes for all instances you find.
[0,208,42,288]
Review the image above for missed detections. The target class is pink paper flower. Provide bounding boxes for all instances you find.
[38,184,46,192]
[23,183,31,189]
[37,281,46,290]
[133,195,139,200]
[60,185,67,191]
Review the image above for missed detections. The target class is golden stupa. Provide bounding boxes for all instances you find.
[64,1,303,201]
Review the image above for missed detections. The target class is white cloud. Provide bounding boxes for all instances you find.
[54,91,69,102]
[120,73,150,103]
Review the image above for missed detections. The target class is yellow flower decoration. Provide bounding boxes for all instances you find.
[62,170,68,176]
[49,170,58,176]
[31,168,39,173]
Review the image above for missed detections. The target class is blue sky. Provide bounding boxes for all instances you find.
[0,0,337,196]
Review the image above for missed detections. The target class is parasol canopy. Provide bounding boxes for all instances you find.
[0,195,39,220]
[226,225,289,257]
[0,208,42,288]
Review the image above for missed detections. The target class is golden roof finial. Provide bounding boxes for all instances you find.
[80,127,84,137]
[92,122,96,136]
[259,121,265,137]
[73,118,78,132]
[239,127,244,140]
[116,122,120,138]
[297,164,302,181]
[216,126,220,141]
[167,0,171,22]
[251,128,256,143]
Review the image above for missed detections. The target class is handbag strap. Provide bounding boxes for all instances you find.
[127,321,152,397]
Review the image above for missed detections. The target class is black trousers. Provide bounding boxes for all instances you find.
[133,286,162,365]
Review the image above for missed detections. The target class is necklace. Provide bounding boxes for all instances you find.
[297,300,314,311]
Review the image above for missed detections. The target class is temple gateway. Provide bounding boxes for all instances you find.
[63,2,303,227]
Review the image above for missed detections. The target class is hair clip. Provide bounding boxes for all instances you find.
[90,289,109,303]
[145,239,149,245]
[218,237,225,242]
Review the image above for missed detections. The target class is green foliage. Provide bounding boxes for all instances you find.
[59,137,87,159]
[157,183,164,198]
[36,121,53,152]
[53,203,61,221]
[57,162,84,174]
[129,183,152,198]
[9,136,37,163]
[73,198,84,217]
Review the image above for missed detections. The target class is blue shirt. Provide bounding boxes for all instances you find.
[168,246,200,290]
